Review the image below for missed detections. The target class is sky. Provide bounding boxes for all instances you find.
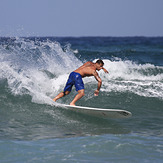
[0,0,163,37]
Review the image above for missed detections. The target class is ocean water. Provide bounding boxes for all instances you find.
[0,37,163,162]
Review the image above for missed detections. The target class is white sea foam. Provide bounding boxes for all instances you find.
[0,38,82,105]
[100,59,163,99]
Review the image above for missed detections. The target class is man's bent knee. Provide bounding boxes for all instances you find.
[78,89,85,96]
[63,91,70,96]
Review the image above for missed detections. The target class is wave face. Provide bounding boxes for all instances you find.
[0,37,82,104]
[0,37,163,105]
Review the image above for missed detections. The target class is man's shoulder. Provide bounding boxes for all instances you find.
[84,61,93,65]
[87,61,93,64]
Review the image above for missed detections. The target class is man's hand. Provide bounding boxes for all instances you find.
[94,90,99,96]
[102,67,109,73]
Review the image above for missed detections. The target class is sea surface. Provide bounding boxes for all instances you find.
[0,37,163,162]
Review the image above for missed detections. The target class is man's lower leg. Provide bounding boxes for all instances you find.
[70,89,84,106]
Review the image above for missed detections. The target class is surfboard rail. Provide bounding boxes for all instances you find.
[58,104,132,119]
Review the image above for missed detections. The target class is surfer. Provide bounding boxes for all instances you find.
[53,59,108,106]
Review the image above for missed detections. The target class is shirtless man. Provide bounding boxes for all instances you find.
[53,59,108,106]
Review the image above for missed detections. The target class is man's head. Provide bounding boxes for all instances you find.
[95,59,104,71]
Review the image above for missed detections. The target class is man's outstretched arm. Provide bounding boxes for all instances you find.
[102,67,109,73]
[93,71,102,96]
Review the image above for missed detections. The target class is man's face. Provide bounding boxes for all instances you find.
[96,63,103,71]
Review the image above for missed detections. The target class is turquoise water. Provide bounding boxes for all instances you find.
[0,37,163,162]
[1,134,162,163]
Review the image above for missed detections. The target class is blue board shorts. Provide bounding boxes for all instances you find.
[64,72,84,92]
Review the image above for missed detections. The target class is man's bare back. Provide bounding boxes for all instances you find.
[74,61,98,77]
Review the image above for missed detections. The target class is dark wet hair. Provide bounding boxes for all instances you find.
[96,59,104,66]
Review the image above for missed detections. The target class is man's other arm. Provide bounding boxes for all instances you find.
[93,71,102,96]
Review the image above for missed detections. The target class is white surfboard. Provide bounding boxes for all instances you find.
[59,104,132,119]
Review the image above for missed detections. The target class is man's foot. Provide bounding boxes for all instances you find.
[70,102,75,106]
[53,98,57,102]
